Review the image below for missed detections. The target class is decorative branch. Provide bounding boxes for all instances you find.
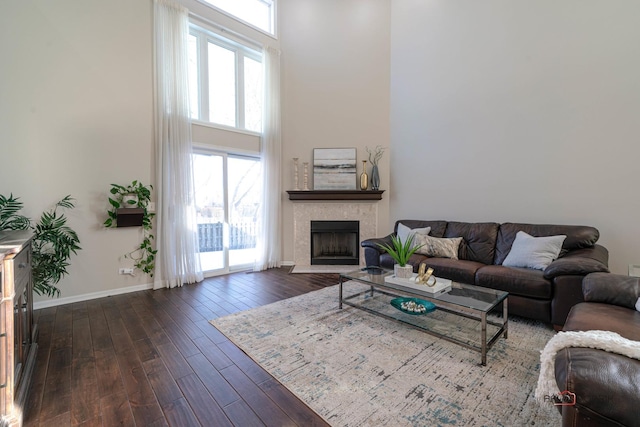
[366,145,387,166]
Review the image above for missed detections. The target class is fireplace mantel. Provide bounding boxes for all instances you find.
[287,190,384,201]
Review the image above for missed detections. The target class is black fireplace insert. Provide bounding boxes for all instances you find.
[310,220,359,265]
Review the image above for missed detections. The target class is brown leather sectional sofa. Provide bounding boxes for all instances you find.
[361,220,610,328]
[554,273,640,426]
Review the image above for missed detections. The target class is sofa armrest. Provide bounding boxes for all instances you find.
[582,272,640,309]
[362,234,394,267]
[555,347,640,427]
[361,234,394,253]
[543,245,609,280]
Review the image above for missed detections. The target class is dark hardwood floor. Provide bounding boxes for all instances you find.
[24,267,339,427]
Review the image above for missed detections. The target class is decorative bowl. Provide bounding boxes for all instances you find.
[390,297,436,315]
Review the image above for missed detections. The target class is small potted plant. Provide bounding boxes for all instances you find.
[377,234,422,279]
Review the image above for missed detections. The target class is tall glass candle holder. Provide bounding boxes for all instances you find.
[303,162,310,191]
[293,158,300,190]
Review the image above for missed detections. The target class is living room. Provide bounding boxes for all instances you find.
[1,0,639,425]
[3,0,639,304]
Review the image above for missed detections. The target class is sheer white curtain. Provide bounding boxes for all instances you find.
[254,46,282,271]
[153,0,203,288]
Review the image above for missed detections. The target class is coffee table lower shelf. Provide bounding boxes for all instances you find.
[339,278,508,366]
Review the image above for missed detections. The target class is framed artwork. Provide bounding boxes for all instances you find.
[313,148,357,190]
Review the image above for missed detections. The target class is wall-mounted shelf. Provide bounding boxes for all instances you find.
[287,190,384,201]
[116,208,144,227]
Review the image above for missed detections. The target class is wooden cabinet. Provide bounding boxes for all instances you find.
[0,231,37,426]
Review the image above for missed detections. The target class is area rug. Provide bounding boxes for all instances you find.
[210,283,559,426]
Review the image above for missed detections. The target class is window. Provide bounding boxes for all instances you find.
[193,151,262,273]
[188,25,264,133]
[202,0,275,36]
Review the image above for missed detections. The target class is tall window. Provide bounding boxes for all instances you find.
[193,151,262,273]
[202,0,275,36]
[188,25,264,133]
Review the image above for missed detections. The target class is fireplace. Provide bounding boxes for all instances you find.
[310,220,360,265]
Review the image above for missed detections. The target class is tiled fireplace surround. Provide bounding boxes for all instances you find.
[293,202,378,268]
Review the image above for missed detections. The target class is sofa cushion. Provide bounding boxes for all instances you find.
[475,265,552,299]
[418,258,485,284]
[414,235,462,259]
[393,220,447,238]
[494,223,600,265]
[582,273,640,309]
[502,231,566,270]
[444,222,499,265]
[396,223,430,245]
[563,302,640,341]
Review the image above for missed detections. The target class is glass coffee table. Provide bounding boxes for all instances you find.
[339,268,508,365]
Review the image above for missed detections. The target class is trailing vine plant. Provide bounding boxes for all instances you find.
[104,181,157,277]
[0,194,82,297]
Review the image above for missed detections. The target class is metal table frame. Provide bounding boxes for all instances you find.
[339,271,508,366]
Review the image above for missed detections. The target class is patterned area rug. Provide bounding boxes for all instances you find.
[210,283,559,426]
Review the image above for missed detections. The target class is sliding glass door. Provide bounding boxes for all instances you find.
[193,150,261,274]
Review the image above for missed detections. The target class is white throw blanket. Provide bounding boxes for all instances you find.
[535,330,640,404]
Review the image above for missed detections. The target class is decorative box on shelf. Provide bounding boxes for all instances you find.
[384,274,452,295]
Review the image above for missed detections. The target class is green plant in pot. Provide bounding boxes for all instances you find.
[0,194,81,297]
[376,234,423,279]
[104,181,157,277]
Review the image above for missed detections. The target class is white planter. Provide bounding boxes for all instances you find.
[394,264,414,279]
[122,193,139,208]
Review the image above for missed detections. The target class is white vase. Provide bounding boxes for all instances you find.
[122,193,138,208]
[394,264,413,279]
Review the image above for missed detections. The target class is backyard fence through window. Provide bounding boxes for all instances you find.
[197,222,257,252]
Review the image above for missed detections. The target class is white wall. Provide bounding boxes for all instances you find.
[279,0,391,263]
[11,1,630,304]
[0,0,155,305]
[390,1,640,274]
[0,0,274,306]
[0,0,390,305]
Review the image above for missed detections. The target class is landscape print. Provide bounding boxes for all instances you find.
[313,148,357,190]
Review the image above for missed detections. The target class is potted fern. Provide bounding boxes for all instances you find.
[376,234,423,279]
[0,194,81,297]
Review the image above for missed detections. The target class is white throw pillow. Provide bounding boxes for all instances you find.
[414,235,462,259]
[396,223,431,245]
[502,231,567,270]
[636,297,640,312]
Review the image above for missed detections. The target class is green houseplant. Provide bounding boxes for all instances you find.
[0,194,81,297]
[104,181,156,277]
[377,234,423,278]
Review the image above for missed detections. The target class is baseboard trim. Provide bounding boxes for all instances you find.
[34,282,154,310]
